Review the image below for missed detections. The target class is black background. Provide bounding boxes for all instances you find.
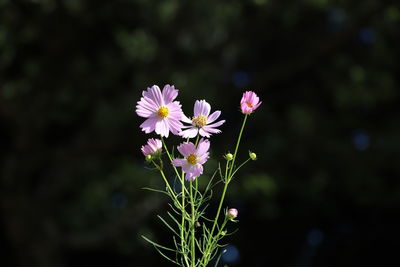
[1,0,399,266]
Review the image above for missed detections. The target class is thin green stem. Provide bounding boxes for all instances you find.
[189,180,196,267]
[161,136,182,180]
[230,158,251,178]
[228,114,248,180]
[208,181,228,241]
[209,114,247,236]
[194,134,200,146]
[159,137,190,266]
[153,162,181,208]
[181,170,190,267]
[210,218,229,251]
[224,158,230,183]
[201,114,248,266]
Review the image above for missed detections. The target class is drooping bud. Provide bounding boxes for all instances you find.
[249,151,257,161]
[227,208,238,219]
[225,153,233,161]
[141,138,163,157]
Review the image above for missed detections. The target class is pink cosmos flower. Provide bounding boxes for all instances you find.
[240,91,262,114]
[172,139,210,181]
[180,100,225,138]
[141,138,162,156]
[136,85,184,137]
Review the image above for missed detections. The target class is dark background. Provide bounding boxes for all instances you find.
[1,0,400,266]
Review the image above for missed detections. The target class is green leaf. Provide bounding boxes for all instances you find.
[141,187,168,196]
[167,211,181,229]
[153,244,179,265]
[158,215,179,236]
[141,235,176,252]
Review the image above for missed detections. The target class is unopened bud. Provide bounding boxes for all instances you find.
[225,153,233,161]
[249,151,257,161]
[227,208,238,219]
[145,154,152,162]
[221,230,227,236]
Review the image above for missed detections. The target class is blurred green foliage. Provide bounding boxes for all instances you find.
[0,0,399,266]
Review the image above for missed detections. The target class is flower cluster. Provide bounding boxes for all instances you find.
[137,84,260,180]
[136,84,261,267]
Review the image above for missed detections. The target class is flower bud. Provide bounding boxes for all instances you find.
[249,151,257,161]
[221,230,227,236]
[145,154,152,162]
[227,208,238,219]
[225,153,233,161]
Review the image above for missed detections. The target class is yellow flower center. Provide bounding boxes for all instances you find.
[192,115,207,128]
[157,106,169,118]
[246,102,253,108]
[187,154,197,165]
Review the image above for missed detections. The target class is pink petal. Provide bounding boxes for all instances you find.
[148,138,161,152]
[196,139,210,157]
[199,128,211,138]
[140,117,158,133]
[241,104,253,114]
[165,118,182,135]
[206,120,225,128]
[183,164,203,180]
[254,101,262,109]
[194,100,211,117]
[172,158,187,167]
[181,113,192,124]
[155,119,170,137]
[143,85,164,107]
[177,142,196,157]
[192,164,203,177]
[141,145,151,156]
[202,126,221,134]
[167,102,183,120]
[136,97,158,118]
[179,127,199,138]
[162,84,178,104]
[197,152,209,164]
[207,110,221,124]
[182,165,195,180]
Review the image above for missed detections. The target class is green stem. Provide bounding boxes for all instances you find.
[189,180,196,266]
[201,114,248,266]
[159,137,190,266]
[210,218,229,251]
[161,136,182,180]
[181,170,190,267]
[154,162,181,208]
[194,134,200,146]
[228,114,248,180]
[209,114,247,236]
[230,158,251,178]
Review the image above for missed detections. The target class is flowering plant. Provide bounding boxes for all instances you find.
[136,85,261,266]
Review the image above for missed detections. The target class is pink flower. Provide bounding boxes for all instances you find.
[172,139,210,181]
[141,138,162,156]
[136,85,184,137]
[240,91,262,114]
[180,100,225,138]
[228,208,238,219]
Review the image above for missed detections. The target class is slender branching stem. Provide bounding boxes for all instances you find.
[201,114,248,266]
[189,180,196,266]
[161,136,182,180]
[181,170,190,267]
